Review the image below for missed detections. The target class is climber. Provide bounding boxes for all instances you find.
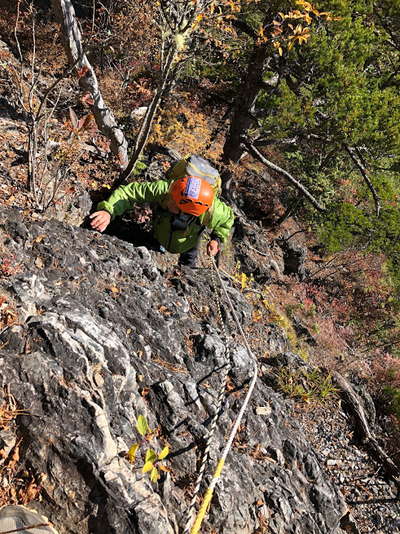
[89,172,234,267]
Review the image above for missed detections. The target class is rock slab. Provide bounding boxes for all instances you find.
[0,208,348,533]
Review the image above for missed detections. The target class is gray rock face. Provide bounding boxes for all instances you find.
[0,208,347,533]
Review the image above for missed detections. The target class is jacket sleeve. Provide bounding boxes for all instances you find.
[97,181,169,218]
[206,198,234,243]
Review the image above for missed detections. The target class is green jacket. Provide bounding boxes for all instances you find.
[97,180,234,254]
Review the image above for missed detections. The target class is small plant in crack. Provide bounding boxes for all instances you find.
[127,415,170,482]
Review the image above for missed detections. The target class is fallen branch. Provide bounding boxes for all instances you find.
[282,229,307,242]
[343,144,381,217]
[308,256,363,280]
[347,496,399,506]
[331,371,400,490]
[244,141,325,212]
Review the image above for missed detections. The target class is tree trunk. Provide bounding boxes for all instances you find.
[222,7,279,165]
[51,0,128,169]
[222,43,268,164]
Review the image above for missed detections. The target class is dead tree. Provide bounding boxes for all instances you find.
[10,1,78,211]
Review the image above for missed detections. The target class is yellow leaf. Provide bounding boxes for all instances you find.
[158,464,172,472]
[142,461,154,473]
[240,272,248,290]
[145,448,157,463]
[158,446,169,460]
[296,0,312,10]
[128,443,139,463]
[150,466,159,482]
[253,310,263,322]
[136,415,150,436]
[32,234,46,244]
[298,34,310,44]
[278,47,283,56]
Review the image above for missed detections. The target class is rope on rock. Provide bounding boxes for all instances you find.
[184,256,259,534]
[183,258,231,534]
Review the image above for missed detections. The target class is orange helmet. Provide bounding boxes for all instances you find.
[170,176,214,216]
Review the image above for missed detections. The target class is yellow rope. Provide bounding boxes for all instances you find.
[186,257,259,534]
[189,459,225,534]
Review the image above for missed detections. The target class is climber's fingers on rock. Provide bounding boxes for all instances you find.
[207,239,219,257]
[89,211,111,232]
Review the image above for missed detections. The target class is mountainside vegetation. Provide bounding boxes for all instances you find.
[0,0,400,530]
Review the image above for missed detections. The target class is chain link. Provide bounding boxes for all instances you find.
[183,255,231,534]
[184,252,259,534]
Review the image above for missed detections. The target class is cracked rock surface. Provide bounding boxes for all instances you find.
[0,208,348,533]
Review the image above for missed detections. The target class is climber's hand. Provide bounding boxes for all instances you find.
[90,210,111,232]
[207,239,219,257]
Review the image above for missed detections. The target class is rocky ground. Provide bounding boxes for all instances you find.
[297,404,400,534]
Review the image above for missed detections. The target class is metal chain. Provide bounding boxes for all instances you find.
[183,256,231,534]
[184,255,259,534]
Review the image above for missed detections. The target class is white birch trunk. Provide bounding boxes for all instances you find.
[51,0,128,169]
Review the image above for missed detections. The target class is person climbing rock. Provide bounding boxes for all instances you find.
[90,156,234,267]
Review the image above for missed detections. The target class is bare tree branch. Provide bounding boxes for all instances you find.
[244,141,325,212]
[115,0,208,186]
[114,46,178,187]
[0,524,51,534]
[343,144,381,217]
[36,55,82,121]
